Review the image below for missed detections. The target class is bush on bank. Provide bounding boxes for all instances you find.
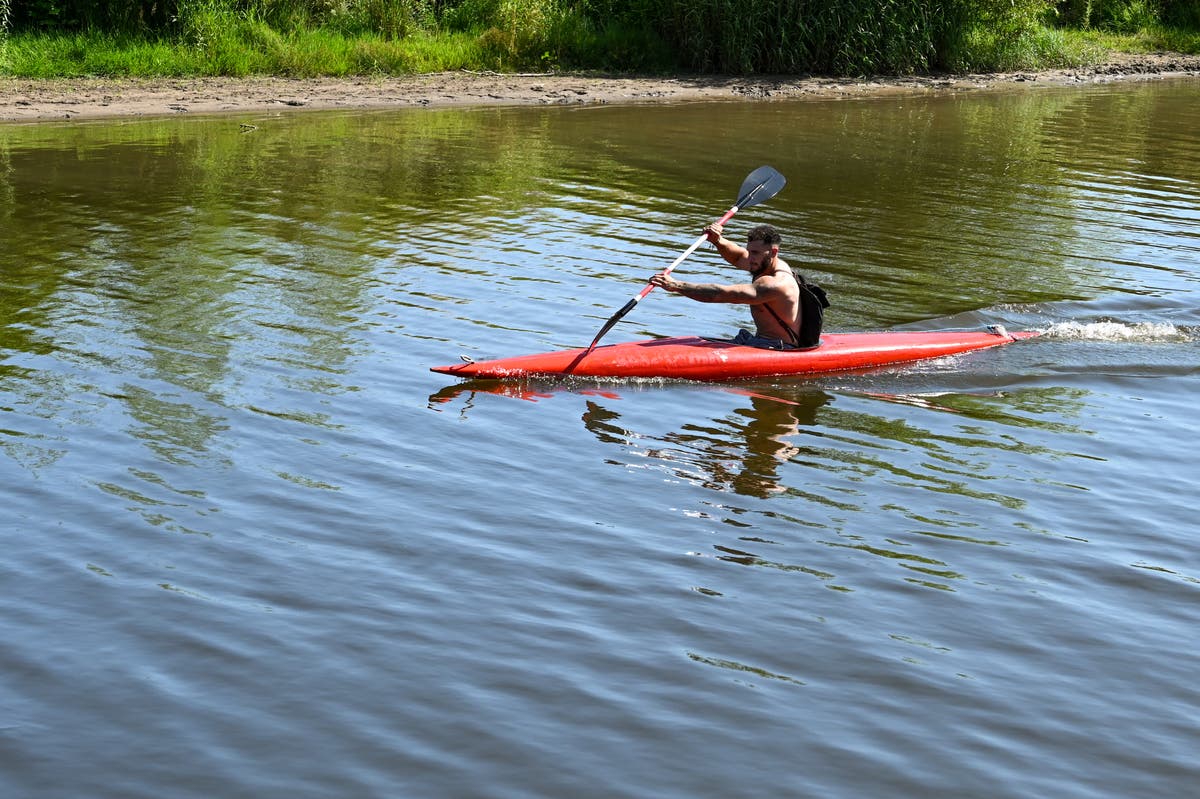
[0,0,1196,78]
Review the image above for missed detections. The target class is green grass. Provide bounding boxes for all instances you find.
[0,27,500,78]
[2,33,198,77]
[1065,24,1200,55]
[0,0,1196,79]
[942,21,1119,72]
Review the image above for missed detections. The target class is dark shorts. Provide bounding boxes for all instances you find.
[731,329,795,351]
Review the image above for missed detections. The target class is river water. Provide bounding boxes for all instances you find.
[2,78,1198,798]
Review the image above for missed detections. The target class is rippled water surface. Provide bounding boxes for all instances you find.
[3,79,1199,798]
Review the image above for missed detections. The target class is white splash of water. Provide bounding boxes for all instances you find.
[1041,320,1189,342]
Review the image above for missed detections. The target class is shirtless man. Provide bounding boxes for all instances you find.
[648,223,803,349]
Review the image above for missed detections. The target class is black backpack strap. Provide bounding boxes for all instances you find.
[763,302,803,348]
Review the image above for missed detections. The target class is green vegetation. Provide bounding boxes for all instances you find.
[0,0,1196,78]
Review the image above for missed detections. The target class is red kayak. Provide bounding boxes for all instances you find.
[432,326,1039,381]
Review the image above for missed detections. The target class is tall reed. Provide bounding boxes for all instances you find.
[0,0,10,72]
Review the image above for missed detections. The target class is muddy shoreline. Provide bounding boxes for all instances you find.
[2,52,1198,123]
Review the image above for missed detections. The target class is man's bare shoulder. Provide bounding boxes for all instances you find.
[754,263,799,291]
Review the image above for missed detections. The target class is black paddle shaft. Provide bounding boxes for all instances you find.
[586,165,787,351]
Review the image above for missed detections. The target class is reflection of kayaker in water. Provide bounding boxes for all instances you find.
[648,223,829,350]
[430,379,832,499]
[578,388,832,499]
[728,390,830,497]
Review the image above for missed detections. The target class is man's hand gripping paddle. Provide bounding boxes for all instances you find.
[586,165,787,352]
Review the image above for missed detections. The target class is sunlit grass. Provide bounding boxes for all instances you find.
[1,27,495,78]
[3,33,201,77]
[945,23,1116,72]
[1066,25,1200,54]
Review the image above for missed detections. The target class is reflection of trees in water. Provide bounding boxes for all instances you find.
[0,113,509,537]
[0,107,589,473]
[784,84,1200,327]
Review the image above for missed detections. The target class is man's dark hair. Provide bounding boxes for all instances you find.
[746,224,781,246]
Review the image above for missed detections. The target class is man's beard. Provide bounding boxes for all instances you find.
[751,255,775,278]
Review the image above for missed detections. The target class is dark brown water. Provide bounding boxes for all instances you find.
[3,78,1199,798]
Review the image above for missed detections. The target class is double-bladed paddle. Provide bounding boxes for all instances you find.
[586,165,787,352]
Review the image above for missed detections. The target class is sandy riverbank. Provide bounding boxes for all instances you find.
[2,52,1198,122]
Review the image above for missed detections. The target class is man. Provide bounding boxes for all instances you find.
[649,223,825,349]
